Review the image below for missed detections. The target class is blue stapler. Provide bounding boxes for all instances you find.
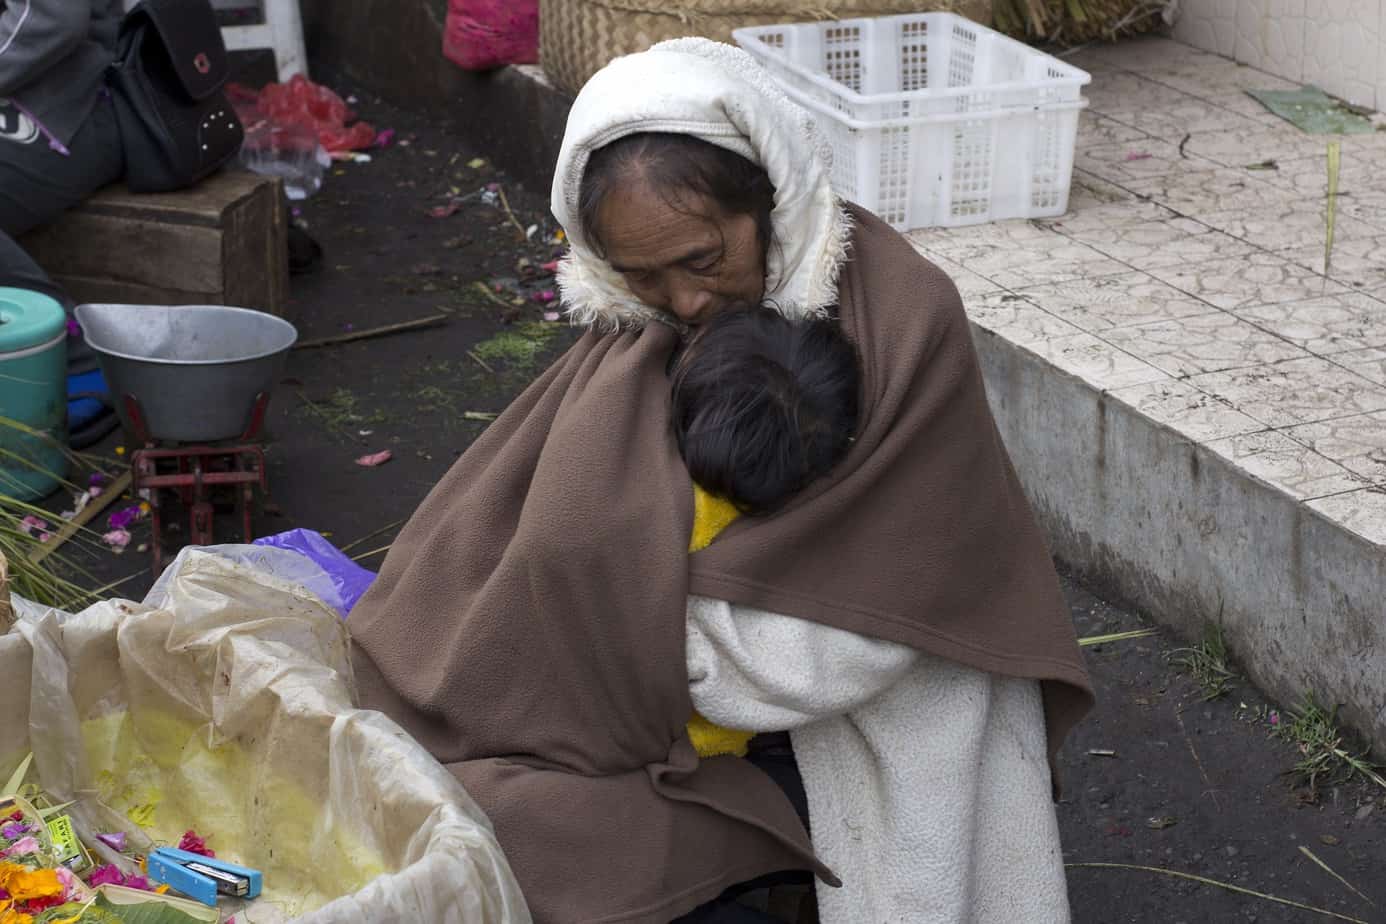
[147,847,263,907]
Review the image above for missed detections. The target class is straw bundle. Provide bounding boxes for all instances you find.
[992,0,1168,43]
[0,550,11,632]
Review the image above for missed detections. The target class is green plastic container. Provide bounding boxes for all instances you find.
[0,287,68,501]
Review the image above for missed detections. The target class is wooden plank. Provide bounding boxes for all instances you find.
[221,175,288,316]
[21,213,223,292]
[78,170,269,228]
[48,275,216,308]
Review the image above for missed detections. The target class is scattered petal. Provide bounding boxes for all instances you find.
[102,529,132,551]
[355,450,393,468]
[55,864,80,899]
[108,506,145,531]
[1,823,29,840]
[19,516,50,542]
[1124,151,1153,161]
[467,157,486,169]
[95,832,127,852]
[0,862,64,900]
[525,224,539,240]
[373,128,395,147]
[3,837,40,857]
[543,311,561,322]
[114,446,125,456]
[177,831,214,858]
[540,260,560,274]
[534,289,556,304]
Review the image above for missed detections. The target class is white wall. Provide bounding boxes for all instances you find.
[1174,0,1383,110]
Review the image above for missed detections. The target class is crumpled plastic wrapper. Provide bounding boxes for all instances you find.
[0,545,530,923]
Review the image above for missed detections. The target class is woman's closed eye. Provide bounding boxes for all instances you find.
[684,250,723,273]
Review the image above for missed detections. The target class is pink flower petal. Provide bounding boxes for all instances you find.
[56,865,81,899]
[96,832,128,852]
[543,311,561,322]
[355,450,393,467]
[102,528,132,550]
[178,830,215,858]
[4,835,40,856]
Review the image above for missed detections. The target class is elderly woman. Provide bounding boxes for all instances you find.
[348,38,1092,924]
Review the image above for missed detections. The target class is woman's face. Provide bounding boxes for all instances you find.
[592,179,767,326]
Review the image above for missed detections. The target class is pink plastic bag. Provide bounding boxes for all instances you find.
[443,0,538,71]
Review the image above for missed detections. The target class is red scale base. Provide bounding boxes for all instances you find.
[123,393,271,575]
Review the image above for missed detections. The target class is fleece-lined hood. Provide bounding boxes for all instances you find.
[550,38,853,330]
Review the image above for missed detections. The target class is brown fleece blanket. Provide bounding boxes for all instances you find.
[348,206,1093,924]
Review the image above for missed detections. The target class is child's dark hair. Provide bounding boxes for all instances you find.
[671,306,861,517]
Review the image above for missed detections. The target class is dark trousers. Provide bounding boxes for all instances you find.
[0,93,124,371]
[672,734,815,924]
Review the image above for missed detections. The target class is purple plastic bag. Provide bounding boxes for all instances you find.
[252,528,377,617]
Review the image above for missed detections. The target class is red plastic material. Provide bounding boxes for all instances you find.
[227,75,376,154]
[443,0,538,72]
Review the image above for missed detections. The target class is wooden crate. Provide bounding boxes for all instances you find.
[19,170,289,317]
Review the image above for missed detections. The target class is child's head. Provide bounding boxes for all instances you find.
[671,306,861,517]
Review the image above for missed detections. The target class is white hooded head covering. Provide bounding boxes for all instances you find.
[550,38,853,330]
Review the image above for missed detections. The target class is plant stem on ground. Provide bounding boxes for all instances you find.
[1274,693,1386,797]
[1169,621,1238,701]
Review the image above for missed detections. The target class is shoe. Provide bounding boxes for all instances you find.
[288,221,323,275]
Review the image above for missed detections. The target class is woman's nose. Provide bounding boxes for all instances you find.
[668,282,714,325]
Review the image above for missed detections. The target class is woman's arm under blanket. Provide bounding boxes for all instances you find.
[686,594,919,731]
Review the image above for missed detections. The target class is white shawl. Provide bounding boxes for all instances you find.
[550,39,1071,923]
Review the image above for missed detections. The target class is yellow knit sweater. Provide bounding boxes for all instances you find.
[686,485,756,759]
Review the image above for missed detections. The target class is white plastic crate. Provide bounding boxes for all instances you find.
[734,13,1091,230]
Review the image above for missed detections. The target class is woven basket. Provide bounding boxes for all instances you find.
[539,0,995,96]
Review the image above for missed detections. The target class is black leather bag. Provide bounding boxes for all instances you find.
[108,0,244,193]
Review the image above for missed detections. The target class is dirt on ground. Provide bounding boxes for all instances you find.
[52,82,1386,924]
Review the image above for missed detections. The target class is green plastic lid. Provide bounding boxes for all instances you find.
[0,287,66,354]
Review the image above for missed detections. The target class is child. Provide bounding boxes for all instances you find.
[671,306,862,758]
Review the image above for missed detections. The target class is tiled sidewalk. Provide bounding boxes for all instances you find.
[909,36,1386,546]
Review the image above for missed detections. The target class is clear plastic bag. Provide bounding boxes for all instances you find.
[2,546,530,923]
[238,118,331,200]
